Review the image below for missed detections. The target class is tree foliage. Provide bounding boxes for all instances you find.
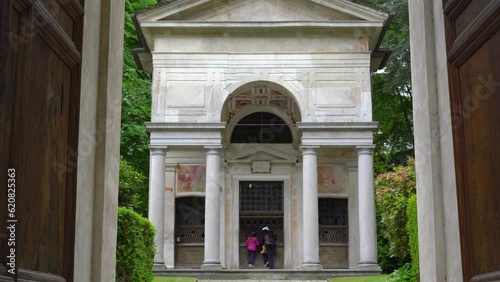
[119,0,157,215]
[354,0,414,174]
[119,156,147,213]
[375,157,416,272]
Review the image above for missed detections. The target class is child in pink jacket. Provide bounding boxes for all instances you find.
[246,231,259,268]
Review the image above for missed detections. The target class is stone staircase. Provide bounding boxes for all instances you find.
[155,268,382,281]
[198,280,328,282]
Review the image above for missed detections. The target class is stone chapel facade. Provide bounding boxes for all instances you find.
[133,0,390,271]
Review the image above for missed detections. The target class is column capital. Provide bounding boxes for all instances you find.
[356,145,375,155]
[301,145,320,155]
[204,145,223,149]
[165,164,177,172]
[204,145,223,155]
[150,145,167,155]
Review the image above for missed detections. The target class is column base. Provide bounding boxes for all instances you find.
[201,262,223,270]
[357,263,382,272]
[153,262,166,271]
[300,262,323,270]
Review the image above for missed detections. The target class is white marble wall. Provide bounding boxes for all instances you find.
[150,52,372,124]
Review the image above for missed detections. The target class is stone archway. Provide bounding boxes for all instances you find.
[221,81,302,146]
[220,81,302,269]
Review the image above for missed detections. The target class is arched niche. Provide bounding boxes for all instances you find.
[221,81,302,145]
[230,112,293,144]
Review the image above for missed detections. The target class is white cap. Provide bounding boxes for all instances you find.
[262,226,270,231]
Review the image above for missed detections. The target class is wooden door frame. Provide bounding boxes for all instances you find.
[443,1,500,280]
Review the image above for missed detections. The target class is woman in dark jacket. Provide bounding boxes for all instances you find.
[260,226,277,269]
[259,226,269,267]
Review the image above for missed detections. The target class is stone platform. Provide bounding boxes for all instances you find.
[198,280,328,282]
[154,269,382,280]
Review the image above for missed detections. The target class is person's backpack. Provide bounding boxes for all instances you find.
[264,233,276,247]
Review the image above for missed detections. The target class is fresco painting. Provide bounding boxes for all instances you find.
[318,166,347,194]
[177,165,206,192]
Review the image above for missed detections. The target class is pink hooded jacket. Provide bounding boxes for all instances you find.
[246,236,260,251]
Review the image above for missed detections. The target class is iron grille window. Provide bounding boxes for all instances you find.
[175,197,205,243]
[239,217,283,245]
[318,198,348,244]
[239,181,283,213]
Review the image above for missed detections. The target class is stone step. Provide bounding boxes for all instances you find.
[155,269,382,281]
[198,280,328,282]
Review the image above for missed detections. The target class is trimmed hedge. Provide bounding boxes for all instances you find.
[406,194,419,279]
[116,207,156,282]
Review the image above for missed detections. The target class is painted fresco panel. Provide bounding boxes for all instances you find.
[177,165,206,192]
[318,166,347,194]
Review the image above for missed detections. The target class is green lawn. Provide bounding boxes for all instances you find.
[331,275,388,282]
[153,277,197,282]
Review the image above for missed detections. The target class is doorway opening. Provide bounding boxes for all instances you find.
[239,181,284,269]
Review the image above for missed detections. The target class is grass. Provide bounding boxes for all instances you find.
[153,277,197,282]
[331,275,389,282]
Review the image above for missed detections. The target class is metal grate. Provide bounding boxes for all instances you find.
[175,197,205,225]
[318,198,348,244]
[319,226,348,243]
[239,217,283,245]
[239,182,284,246]
[240,181,283,213]
[318,198,348,226]
[175,226,204,243]
[175,197,205,243]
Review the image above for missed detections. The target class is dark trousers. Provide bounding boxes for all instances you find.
[248,250,256,264]
[266,245,275,269]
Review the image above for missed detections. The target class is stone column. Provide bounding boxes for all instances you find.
[149,146,167,265]
[201,146,223,270]
[357,146,380,270]
[301,146,323,270]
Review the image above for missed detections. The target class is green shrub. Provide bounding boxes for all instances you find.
[116,207,156,282]
[406,194,419,279]
[375,157,416,273]
[377,236,405,274]
[387,263,417,282]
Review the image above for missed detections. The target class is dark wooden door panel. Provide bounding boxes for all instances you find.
[443,0,500,281]
[1,0,83,280]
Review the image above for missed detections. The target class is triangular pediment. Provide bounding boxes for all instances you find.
[134,0,390,72]
[225,144,297,162]
[138,0,388,23]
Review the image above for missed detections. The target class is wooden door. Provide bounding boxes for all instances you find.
[0,0,84,280]
[443,1,500,281]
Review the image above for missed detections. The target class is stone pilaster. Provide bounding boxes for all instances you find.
[301,146,323,270]
[163,164,176,268]
[201,146,223,270]
[149,146,167,265]
[356,146,380,270]
[346,161,360,269]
